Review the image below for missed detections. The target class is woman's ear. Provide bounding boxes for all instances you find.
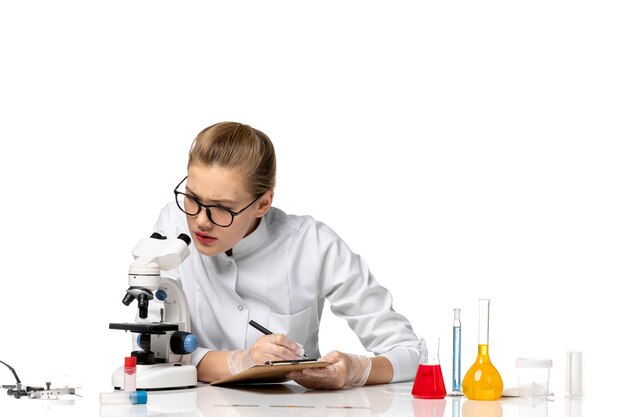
[255,190,274,217]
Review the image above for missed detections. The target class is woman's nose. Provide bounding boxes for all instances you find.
[195,208,214,228]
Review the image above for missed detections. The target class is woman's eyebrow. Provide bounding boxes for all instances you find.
[184,186,237,205]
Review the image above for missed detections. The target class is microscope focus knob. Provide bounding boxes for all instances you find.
[170,331,198,355]
[155,289,167,301]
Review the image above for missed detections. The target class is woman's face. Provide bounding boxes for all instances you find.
[184,163,272,256]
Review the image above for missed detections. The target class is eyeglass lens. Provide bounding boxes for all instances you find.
[175,193,234,227]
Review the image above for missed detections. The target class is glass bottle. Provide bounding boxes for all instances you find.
[462,298,503,400]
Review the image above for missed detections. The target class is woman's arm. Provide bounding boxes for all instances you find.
[195,334,306,382]
[196,351,231,382]
[367,356,394,384]
[313,224,425,384]
[288,351,394,389]
[200,349,394,387]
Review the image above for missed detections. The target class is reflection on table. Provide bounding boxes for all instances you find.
[192,382,586,417]
[0,380,596,417]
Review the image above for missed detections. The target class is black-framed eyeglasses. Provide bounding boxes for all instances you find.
[173,176,262,227]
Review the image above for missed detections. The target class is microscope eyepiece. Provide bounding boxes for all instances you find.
[177,233,191,246]
[137,293,150,319]
[150,232,189,245]
[122,292,135,306]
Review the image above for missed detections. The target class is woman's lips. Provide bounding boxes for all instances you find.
[195,232,217,245]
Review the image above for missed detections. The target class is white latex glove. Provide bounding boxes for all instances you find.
[227,334,304,375]
[288,350,372,389]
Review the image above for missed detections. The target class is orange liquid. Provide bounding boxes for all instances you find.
[462,344,503,400]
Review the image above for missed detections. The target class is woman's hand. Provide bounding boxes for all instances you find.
[227,334,304,375]
[288,350,372,389]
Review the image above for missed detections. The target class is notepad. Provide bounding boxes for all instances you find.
[210,359,330,386]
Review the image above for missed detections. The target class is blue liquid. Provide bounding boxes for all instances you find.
[452,326,461,392]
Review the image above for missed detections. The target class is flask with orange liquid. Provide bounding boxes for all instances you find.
[462,298,503,400]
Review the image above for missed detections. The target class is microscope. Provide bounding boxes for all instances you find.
[109,232,198,390]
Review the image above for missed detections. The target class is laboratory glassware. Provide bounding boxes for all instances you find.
[461,298,503,400]
[412,336,447,399]
[449,308,463,396]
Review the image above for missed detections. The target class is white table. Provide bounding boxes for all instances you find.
[0,381,597,417]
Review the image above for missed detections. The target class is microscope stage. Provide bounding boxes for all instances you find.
[109,322,179,334]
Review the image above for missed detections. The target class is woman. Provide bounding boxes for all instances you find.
[154,121,424,389]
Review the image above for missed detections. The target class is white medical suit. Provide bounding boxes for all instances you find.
[154,203,424,382]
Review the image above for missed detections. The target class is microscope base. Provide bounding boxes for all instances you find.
[112,363,197,390]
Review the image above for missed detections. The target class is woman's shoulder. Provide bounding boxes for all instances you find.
[266,207,340,242]
[267,206,317,229]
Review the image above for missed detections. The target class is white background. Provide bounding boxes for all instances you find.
[1,0,624,403]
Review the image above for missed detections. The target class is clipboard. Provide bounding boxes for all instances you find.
[210,359,330,386]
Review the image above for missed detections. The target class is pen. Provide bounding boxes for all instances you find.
[248,320,307,358]
[248,319,272,335]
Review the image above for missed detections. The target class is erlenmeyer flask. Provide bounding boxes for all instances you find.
[462,299,503,400]
[412,336,447,399]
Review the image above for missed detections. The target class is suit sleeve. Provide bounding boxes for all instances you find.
[314,223,425,382]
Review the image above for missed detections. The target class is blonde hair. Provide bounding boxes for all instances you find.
[188,122,276,196]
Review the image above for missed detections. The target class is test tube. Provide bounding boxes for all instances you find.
[100,390,148,405]
[124,356,137,392]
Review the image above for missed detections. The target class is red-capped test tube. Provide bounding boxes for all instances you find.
[124,356,137,392]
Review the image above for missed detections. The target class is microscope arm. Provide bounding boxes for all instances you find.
[157,277,191,333]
